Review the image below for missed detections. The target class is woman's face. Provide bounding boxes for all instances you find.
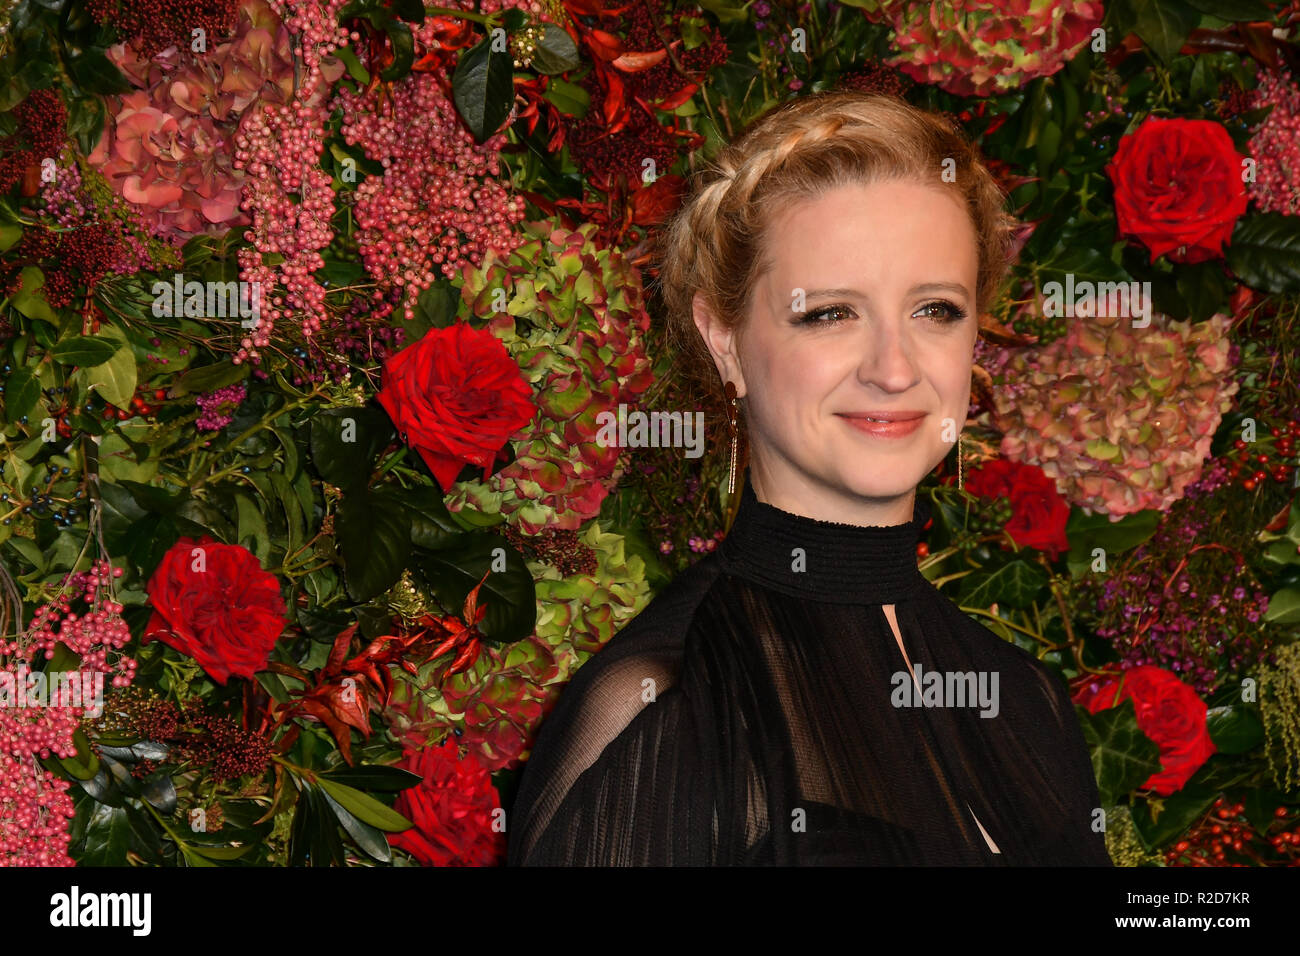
[694,178,980,526]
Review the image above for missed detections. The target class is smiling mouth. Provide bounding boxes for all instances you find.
[838,413,927,423]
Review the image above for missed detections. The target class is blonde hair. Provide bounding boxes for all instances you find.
[650,90,1019,452]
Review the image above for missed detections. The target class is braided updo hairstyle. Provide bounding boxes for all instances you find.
[649,90,1020,475]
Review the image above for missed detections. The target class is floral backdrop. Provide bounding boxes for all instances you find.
[1,0,1300,867]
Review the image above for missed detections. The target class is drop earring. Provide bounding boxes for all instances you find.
[957,432,965,493]
[724,380,739,496]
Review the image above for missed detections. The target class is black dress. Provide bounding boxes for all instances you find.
[507,473,1113,866]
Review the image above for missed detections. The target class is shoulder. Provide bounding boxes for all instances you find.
[921,580,1078,724]
[519,548,726,771]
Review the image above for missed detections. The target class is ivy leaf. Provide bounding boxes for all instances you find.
[1078,700,1163,805]
[958,559,1049,610]
[1130,787,1219,850]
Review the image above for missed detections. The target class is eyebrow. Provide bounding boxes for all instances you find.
[803,281,972,300]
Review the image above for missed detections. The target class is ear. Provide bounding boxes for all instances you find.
[692,291,747,397]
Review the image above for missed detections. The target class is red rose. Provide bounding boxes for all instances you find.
[377,320,537,491]
[388,740,506,866]
[1105,116,1248,264]
[1074,666,1216,796]
[144,536,287,685]
[963,458,1070,558]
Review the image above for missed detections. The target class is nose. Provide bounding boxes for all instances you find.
[856,316,921,393]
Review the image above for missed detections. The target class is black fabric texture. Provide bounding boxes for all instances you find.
[507,470,1114,866]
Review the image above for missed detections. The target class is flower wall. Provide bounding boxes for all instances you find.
[1,0,1300,868]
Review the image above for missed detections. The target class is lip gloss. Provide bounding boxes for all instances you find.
[838,416,924,439]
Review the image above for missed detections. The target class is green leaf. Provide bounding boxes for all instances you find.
[58,726,101,780]
[452,36,515,143]
[3,366,40,423]
[309,405,396,492]
[543,78,590,117]
[320,764,422,792]
[1204,704,1264,754]
[380,19,414,81]
[234,491,272,562]
[1226,213,1300,295]
[76,802,132,865]
[333,44,370,85]
[11,266,60,323]
[530,21,581,75]
[385,483,463,550]
[1078,700,1163,805]
[1264,585,1300,624]
[1066,508,1160,576]
[1032,244,1131,297]
[51,334,120,367]
[65,50,134,95]
[316,777,412,832]
[80,323,136,408]
[1131,0,1200,64]
[320,787,393,862]
[1130,787,1219,849]
[335,489,413,601]
[958,559,1049,610]
[417,531,537,643]
[188,842,257,861]
[1182,0,1273,21]
[174,360,250,397]
[0,222,21,251]
[1242,787,1287,835]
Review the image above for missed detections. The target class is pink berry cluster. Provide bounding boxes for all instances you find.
[195,380,248,431]
[232,0,349,363]
[1245,66,1300,216]
[1,560,135,865]
[332,16,525,322]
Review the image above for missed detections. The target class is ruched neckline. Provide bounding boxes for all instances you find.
[716,469,931,605]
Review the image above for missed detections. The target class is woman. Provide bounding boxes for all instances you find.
[506,91,1113,866]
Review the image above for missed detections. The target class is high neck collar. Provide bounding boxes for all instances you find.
[716,472,931,605]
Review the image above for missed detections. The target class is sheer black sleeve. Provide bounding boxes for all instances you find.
[506,564,722,866]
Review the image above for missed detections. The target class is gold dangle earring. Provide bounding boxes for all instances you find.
[724,380,739,495]
[957,432,965,493]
